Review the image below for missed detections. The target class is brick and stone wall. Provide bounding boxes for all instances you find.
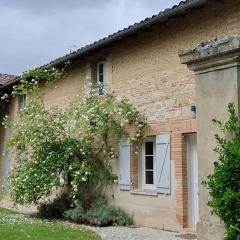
[0,0,240,232]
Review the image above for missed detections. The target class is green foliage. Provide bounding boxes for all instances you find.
[14,67,65,97]
[3,66,148,207]
[64,197,133,227]
[111,207,133,226]
[38,193,71,219]
[1,67,65,103]
[86,197,113,226]
[64,203,86,223]
[204,103,240,239]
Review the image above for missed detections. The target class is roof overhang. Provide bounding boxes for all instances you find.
[45,0,207,67]
[1,0,209,91]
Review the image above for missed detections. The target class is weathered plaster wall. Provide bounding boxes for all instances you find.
[179,35,240,239]
[196,68,238,240]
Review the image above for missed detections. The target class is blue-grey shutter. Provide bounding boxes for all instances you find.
[156,134,171,194]
[3,149,11,178]
[119,139,131,190]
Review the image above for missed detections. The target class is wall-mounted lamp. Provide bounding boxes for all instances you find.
[190,105,196,119]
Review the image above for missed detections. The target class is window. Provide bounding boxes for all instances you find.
[140,134,171,194]
[18,94,27,112]
[97,62,106,95]
[142,138,156,188]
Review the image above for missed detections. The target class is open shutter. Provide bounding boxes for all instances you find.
[119,139,131,190]
[156,134,171,194]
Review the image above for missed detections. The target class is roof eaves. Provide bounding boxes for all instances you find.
[46,0,207,67]
[0,74,20,91]
[0,0,208,92]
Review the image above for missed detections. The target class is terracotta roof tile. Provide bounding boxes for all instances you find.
[0,73,19,87]
[45,0,206,67]
[1,0,207,90]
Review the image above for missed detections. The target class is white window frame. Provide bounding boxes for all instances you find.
[97,61,107,93]
[18,94,27,112]
[142,137,156,190]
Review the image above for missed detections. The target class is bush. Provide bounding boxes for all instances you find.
[38,193,71,219]
[64,202,85,223]
[63,197,133,227]
[204,103,240,239]
[86,198,113,226]
[112,208,133,226]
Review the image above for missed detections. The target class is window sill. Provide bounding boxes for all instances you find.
[130,189,158,197]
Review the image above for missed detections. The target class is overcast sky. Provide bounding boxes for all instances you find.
[0,0,180,75]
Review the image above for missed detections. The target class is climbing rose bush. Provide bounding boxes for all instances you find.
[3,69,148,206]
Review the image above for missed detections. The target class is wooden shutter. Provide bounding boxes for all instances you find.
[3,128,11,178]
[3,149,11,178]
[119,139,131,191]
[156,134,171,194]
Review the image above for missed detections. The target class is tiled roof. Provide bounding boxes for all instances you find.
[1,0,207,90]
[45,0,207,67]
[0,73,19,87]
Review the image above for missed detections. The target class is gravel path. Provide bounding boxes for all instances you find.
[83,226,197,240]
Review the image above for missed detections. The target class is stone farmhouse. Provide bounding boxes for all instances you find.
[1,0,240,239]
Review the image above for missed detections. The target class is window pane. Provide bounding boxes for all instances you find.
[18,95,26,111]
[99,74,104,83]
[145,156,153,170]
[98,64,104,74]
[146,171,154,184]
[145,141,153,155]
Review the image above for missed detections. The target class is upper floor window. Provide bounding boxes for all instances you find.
[97,62,106,95]
[18,94,27,112]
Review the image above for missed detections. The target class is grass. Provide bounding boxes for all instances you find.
[0,208,100,240]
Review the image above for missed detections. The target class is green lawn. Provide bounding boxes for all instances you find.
[0,208,100,240]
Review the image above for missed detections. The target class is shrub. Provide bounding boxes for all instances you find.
[86,198,113,226]
[112,207,133,226]
[63,197,133,227]
[204,103,240,239]
[38,193,71,219]
[64,202,85,223]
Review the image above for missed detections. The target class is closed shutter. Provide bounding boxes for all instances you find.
[156,134,171,194]
[119,139,131,190]
[3,149,11,178]
[3,128,11,178]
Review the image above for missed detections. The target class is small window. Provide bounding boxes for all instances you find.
[97,62,106,95]
[18,94,27,112]
[142,138,156,188]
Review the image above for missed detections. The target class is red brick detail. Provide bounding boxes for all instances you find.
[131,143,138,189]
[172,132,188,227]
[150,119,196,228]
[130,118,196,228]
